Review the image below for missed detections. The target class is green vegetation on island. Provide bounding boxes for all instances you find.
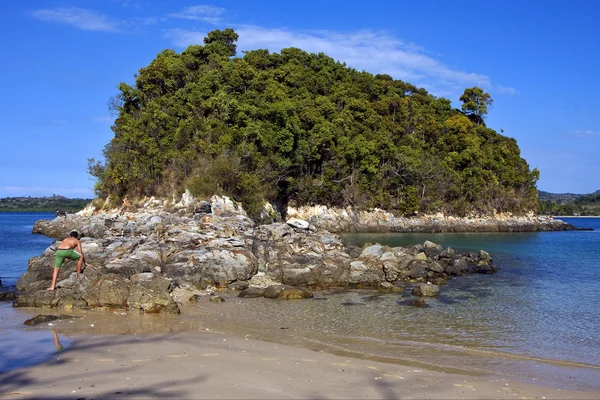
[89,29,540,220]
[538,190,600,216]
[0,196,92,213]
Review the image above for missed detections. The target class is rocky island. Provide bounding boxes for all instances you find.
[11,193,543,314]
[9,28,579,314]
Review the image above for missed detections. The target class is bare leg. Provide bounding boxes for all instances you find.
[47,268,59,290]
[76,256,84,274]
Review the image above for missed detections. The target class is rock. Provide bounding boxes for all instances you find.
[359,245,384,259]
[16,196,503,315]
[414,252,428,261]
[429,277,447,285]
[130,273,154,283]
[228,281,249,291]
[189,294,202,303]
[0,291,17,301]
[238,287,266,298]
[349,260,384,286]
[194,201,212,214]
[412,283,440,297]
[477,263,498,274]
[423,241,442,250]
[286,218,309,230]
[445,259,470,276]
[408,260,429,279]
[411,298,427,307]
[179,189,195,208]
[427,261,445,274]
[24,315,60,326]
[286,205,577,233]
[439,247,456,259]
[478,249,492,263]
[379,282,404,292]
[210,296,225,303]
[277,288,313,300]
[263,284,288,299]
[211,195,245,216]
[82,274,131,309]
[127,277,179,314]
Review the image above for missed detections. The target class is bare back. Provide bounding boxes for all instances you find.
[57,236,79,250]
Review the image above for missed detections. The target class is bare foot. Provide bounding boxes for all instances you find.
[46,287,55,291]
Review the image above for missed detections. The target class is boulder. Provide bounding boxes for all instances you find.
[445,259,470,276]
[0,291,17,301]
[264,285,288,299]
[24,315,60,326]
[286,218,310,230]
[411,298,427,307]
[359,245,385,259]
[412,283,440,297]
[277,288,313,300]
[238,287,266,298]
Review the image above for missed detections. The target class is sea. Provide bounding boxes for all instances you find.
[0,212,598,390]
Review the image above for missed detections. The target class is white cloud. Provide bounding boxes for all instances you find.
[165,25,492,98]
[496,85,519,95]
[167,5,225,24]
[31,7,119,32]
[572,130,600,138]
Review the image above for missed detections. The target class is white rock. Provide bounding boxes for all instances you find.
[286,218,310,229]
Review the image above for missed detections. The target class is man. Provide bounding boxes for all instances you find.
[47,230,85,291]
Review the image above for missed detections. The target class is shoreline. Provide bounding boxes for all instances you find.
[2,319,598,399]
[2,301,599,398]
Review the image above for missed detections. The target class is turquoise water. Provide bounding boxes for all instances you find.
[335,217,600,388]
[0,213,599,389]
[195,217,600,390]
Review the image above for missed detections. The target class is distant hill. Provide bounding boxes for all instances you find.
[538,190,600,216]
[0,196,92,212]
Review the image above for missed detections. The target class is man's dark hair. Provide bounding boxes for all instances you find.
[69,230,79,238]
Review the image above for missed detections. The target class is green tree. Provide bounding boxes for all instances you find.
[203,28,239,57]
[459,87,493,125]
[91,29,539,220]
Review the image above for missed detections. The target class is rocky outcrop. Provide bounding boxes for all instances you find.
[287,205,576,233]
[252,223,351,288]
[16,194,500,313]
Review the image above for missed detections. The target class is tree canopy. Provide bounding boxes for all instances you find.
[89,29,539,219]
[459,87,493,125]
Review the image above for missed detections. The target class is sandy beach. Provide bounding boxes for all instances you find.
[1,305,599,400]
[2,330,598,400]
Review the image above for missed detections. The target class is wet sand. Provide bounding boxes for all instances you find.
[1,305,599,399]
[2,329,599,400]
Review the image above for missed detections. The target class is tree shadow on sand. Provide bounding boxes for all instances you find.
[0,333,208,399]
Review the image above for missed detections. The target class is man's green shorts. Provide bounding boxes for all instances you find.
[54,249,80,268]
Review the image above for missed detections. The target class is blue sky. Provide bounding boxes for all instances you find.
[1,0,598,198]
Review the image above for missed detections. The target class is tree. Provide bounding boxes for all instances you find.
[93,29,539,219]
[459,87,492,125]
[203,28,239,57]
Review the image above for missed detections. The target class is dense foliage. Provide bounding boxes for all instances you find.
[538,190,600,216]
[89,29,539,219]
[0,196,91,212]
